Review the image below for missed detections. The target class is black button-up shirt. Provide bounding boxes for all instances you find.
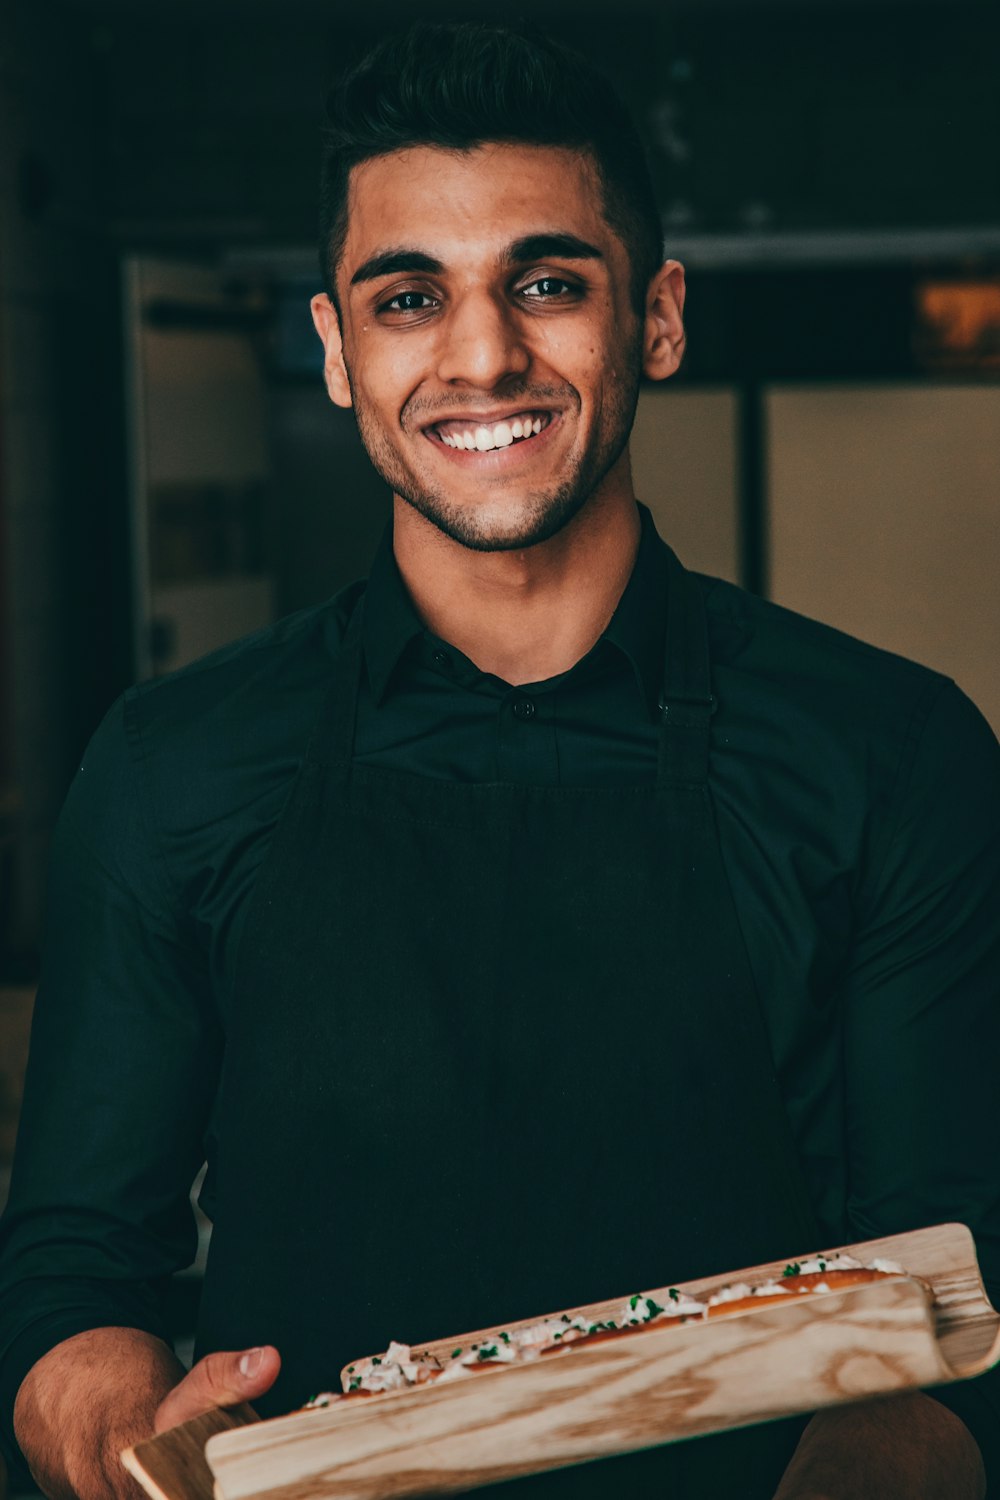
[1,505,998,1476]
[359,503,670,787]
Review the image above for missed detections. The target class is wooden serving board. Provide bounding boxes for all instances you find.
[126,1223,1000,1500]
[122,1406,259,1500]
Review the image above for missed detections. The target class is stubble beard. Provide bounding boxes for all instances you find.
[349,362,642,555]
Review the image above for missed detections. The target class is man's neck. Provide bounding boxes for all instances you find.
[391,490,642,686]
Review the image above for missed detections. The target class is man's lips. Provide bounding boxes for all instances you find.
[422,409,561,462]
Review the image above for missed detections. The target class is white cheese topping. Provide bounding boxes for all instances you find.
[509,1317,575,1350]
[708,1280,788,1306]
[619,1290,706,1323]
[342,1340,443,1394]
[328,1255,911,1401]
[782,1252,904,1277]
[661,1289,707,1319]
[434,1357,474,1384]
[456,1335,519,1366]
[790,1253,860,1275]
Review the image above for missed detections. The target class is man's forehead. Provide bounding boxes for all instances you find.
[341,142,611,272]
[347,140,602,194]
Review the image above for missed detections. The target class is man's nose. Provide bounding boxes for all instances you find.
[435,292,531,387]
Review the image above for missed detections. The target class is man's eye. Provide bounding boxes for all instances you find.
[380,291,435,313]
[521,277,576,300]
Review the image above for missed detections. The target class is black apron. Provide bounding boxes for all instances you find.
[197,543,821,1496]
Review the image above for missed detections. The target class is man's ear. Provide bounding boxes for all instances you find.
[642,260,687,382]
[310,293,353,409]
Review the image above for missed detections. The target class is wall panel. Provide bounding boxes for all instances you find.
[768,383,1000,732]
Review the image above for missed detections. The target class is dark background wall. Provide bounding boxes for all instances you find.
[76,1,1000,245]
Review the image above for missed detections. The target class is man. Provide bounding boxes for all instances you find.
[1,20,997,1500]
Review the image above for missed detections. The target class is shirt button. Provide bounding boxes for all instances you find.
[512,697,536,721]
[432,650,450,668]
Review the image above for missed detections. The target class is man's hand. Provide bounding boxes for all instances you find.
[13,1327,281,1500]
[771,1391,986,1500]
[153,1343,281,1433]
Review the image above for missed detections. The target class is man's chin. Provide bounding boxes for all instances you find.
[396,487,590,554]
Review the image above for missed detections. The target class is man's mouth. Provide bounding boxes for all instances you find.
[426,411,555,453]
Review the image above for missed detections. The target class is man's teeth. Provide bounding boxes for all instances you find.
[437,415,546,451]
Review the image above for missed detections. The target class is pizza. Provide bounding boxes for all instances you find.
[304,1251,916,1407]
[704,1252,911,1316]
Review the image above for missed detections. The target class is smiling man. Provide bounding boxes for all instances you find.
[1,20,998,1500]
[311,138,684,687]
[320,148,659,559]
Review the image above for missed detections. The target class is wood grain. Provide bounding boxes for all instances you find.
[133,1224,999,1500]
[122,1403,259,1500]
[206,1281,946,1500]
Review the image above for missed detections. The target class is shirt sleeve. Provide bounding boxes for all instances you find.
[0,694,223,1476]
[840,678,1000,1479]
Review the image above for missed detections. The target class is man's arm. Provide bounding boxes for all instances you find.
[772,1392,986,1500]
[13,1329,279,1500]
[776,679,1000,1496]
[0,696,224,1480]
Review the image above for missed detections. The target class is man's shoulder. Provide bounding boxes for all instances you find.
[72,582,364,843]
[53,584,366,921]
[696,569,953,726]
[688,569,999,880]
[124,581,364,750]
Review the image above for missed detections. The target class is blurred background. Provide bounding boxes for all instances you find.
[0,0,998,1209]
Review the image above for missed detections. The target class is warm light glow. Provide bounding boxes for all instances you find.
[914,279,1000,371]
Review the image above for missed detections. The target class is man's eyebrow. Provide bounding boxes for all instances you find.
[349,233,604,288]
[504,233,604,266]
[350,249,444,286]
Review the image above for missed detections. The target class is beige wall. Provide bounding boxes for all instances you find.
[127,258,276,675]
[137,261,270,489]
[630,386,740,583]
[768,384,1000,734]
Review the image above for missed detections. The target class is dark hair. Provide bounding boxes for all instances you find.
[318,20,663,319]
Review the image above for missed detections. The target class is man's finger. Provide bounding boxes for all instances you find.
[153,1345,281,1433]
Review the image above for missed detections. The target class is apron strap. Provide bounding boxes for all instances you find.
[657,547,715,788]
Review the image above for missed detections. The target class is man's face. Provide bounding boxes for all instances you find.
[315,143,650,552]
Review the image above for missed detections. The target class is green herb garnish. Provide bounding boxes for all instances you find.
[668,1288,680,1302]
[477,1345,498,1361]
[629,1293,641,1310]
[451,1347,463,1358]
[347,1365,355,1373]
[783,1263,801,1278]
[561,1314,571,1323]
[349,1378,361,1391]
[372,1357,381,1365]
[500,1331,510,1344]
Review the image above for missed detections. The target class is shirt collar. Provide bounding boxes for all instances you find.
[361,522,425,704]
[602,502,669,717]
[362,503,668,717]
